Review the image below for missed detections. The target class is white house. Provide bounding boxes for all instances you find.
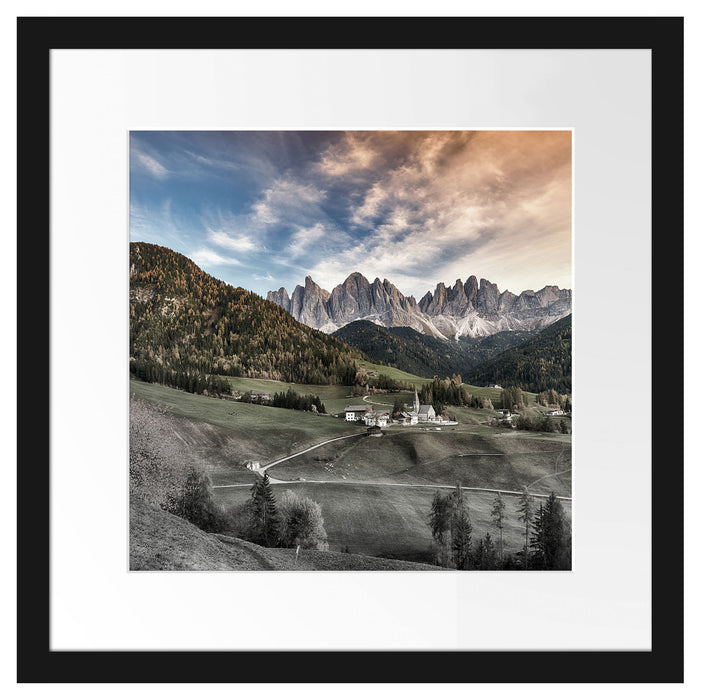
[344,405,369,422]
[364,410,390,427]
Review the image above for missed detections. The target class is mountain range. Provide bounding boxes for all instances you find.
[268,272,571,339]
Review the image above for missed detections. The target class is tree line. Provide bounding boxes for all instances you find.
[428,484,571,570]
[130,358,233,397]
[349,372,415,397]
[420,375,494,415]
[239,388,327,414]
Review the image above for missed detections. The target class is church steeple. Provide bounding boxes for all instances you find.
[413,388,420,414]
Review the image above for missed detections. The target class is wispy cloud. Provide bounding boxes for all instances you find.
[208,230,257,253]
[188,248,241,267]
[134,151,169,178]
[251,178,326,226]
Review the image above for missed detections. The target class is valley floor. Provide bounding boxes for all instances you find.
[130,378,571,568]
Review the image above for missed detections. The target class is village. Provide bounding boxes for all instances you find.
[343,389,458,431]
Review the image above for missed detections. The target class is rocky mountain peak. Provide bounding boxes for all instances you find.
[268,272,571,338]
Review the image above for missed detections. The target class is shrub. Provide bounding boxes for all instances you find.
[165,467,225,532]
[278,490,328,550]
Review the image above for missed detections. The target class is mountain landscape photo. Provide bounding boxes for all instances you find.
[130,130,573,571]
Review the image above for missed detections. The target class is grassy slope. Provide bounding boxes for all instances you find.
[224,364,538,414]
[130,379,365,485]
[224,375,379,416]
[266,427,571,497]
[214,483,571,563]
[130,497,439,570]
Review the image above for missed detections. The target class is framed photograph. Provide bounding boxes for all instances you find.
[17,16,683,682]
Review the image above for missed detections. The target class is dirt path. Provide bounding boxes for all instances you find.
[362,395,394,407]
[259,432,365,473]
[211,428,571,501]
[214,534,276,570]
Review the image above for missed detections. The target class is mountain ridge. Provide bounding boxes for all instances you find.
[268,272,571,339]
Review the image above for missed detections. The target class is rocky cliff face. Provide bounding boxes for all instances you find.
[267,272,571,338]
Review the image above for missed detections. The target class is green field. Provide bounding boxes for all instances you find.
[130,379,365,485]
[355,359,538,405]
[214,482,571,563]
[223,365,538,417]
[267,427,571,497]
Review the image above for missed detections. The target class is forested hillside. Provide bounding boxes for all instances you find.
[332,320,536,378]
[130,243,366,386]
[466,315,572,393]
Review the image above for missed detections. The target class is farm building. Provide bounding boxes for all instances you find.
[344,405,369,422]
[399,411,419,425]
[364,411,390,428]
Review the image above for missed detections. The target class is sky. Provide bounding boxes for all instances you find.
[130,130,572,299]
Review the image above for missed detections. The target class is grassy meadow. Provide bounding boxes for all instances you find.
[130,379,365,485]
[131,376,571,564]
[214,482,570,563]
[266,426,571,497]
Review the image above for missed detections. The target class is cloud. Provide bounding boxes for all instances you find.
[317,132,378,176]
[133,150,169,178]
[208,230,257,253]
[189,248,241,267]
[286,223,328,258]
[251,178,326,226]
[315,130,572,295]
[130,130,571,297]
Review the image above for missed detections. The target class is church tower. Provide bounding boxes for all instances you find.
[413,388,420,414]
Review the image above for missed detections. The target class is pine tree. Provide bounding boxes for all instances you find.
[516,486,535,570]
[450,484,472,570]
[429,491,452,567]
[474,532,497,570]
[530,492,569,570]
[249,473,280,547]
[490,493,506,561]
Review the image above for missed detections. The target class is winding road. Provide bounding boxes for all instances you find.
[212,430,571,501]
[361,395,394,407]
[214,477,571,501]
[258,432,365,474]
[211,427,572,502]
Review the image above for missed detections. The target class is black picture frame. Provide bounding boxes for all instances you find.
[17,16,683,683]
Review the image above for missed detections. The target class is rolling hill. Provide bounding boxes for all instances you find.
[332,320,536,378]
[466,314,572,393]
[130,242,367,387]
[130,497,439,570]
